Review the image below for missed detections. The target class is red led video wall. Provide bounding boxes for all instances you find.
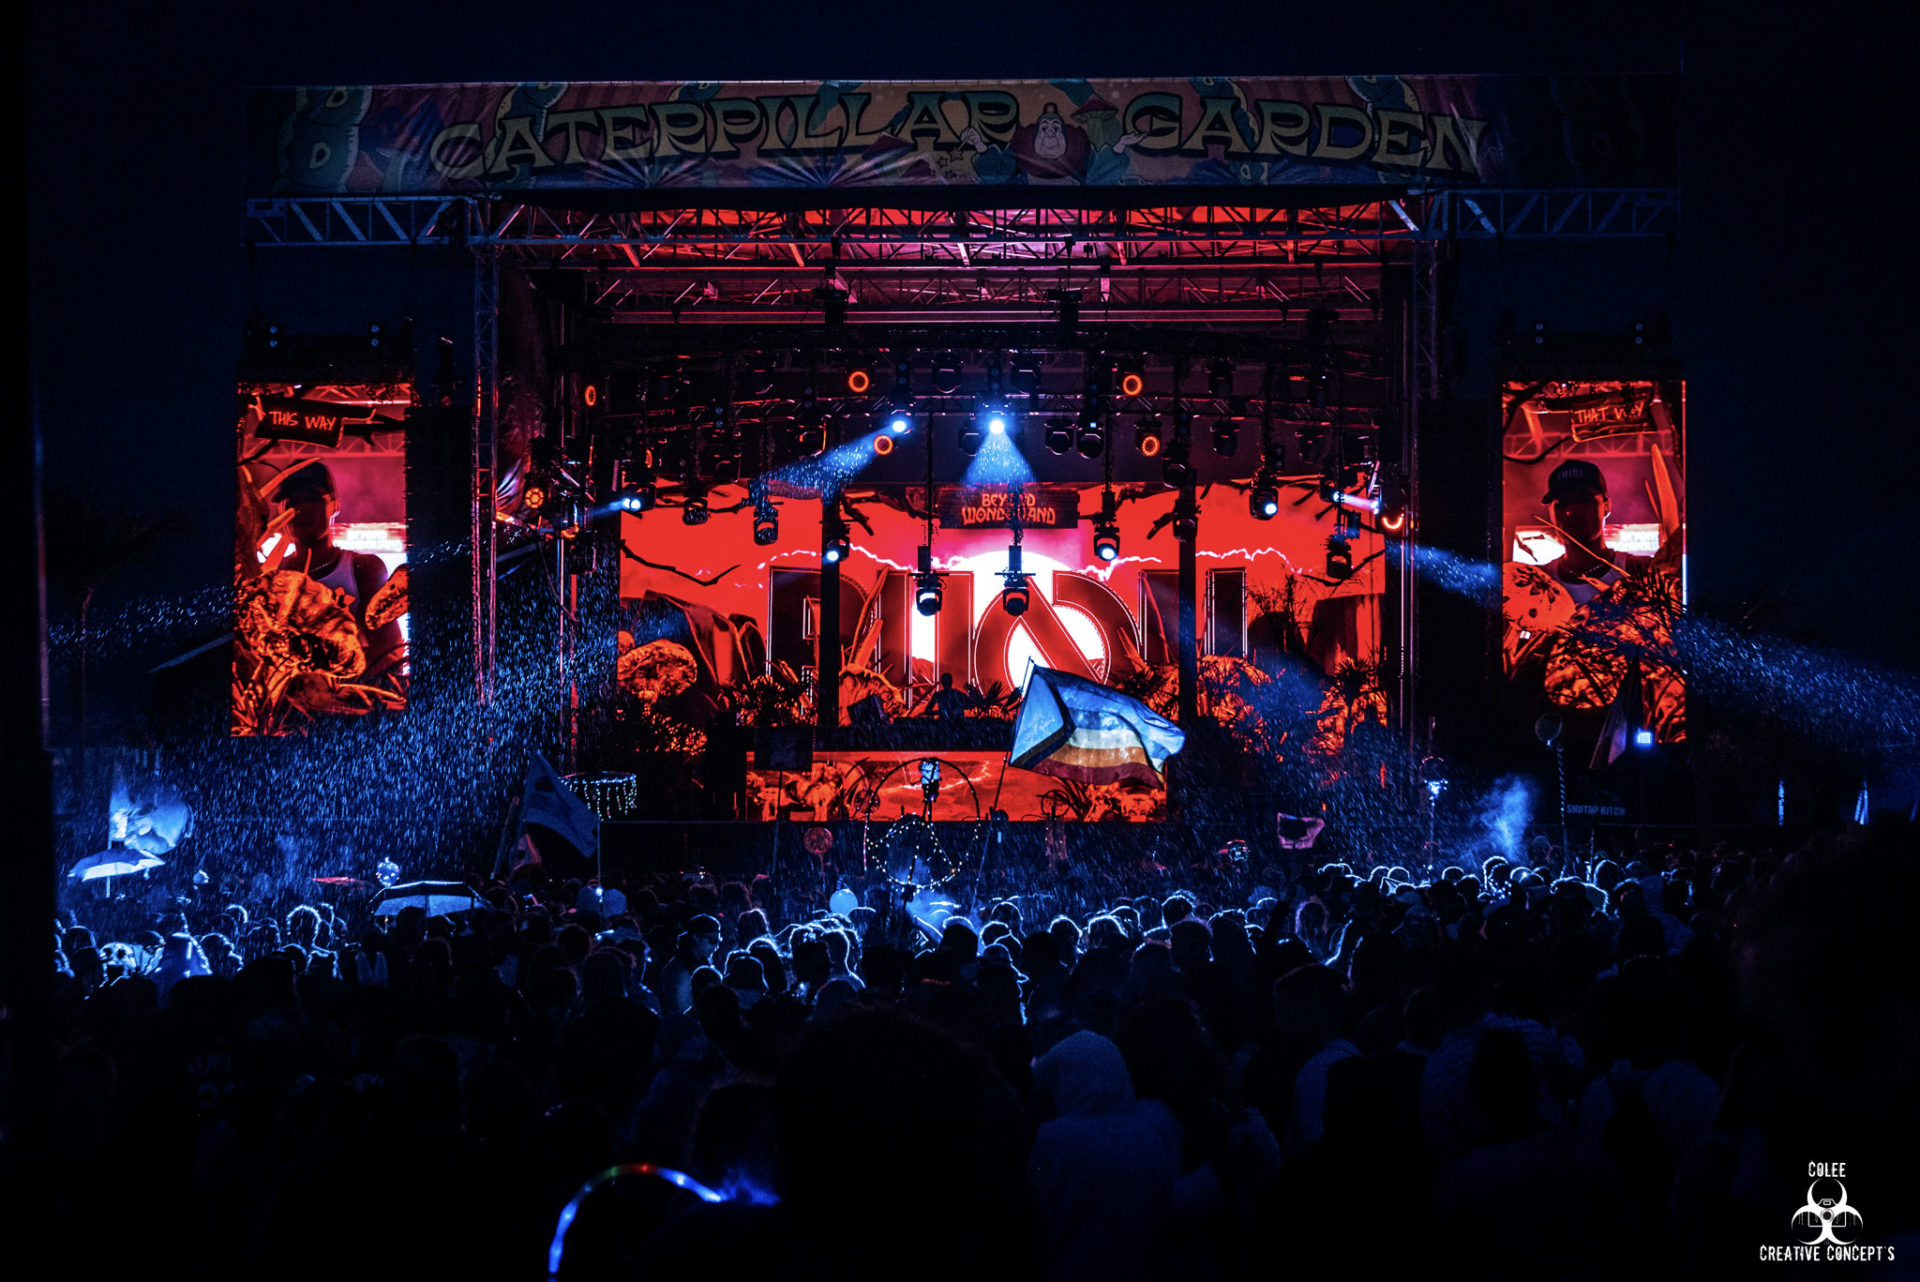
[1500,379,1686,764]
[618,480,1384,819]
[233,384,411,736]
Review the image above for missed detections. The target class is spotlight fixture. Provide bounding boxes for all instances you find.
[1091,487,1121,561]
[885,408,914,436]
[753,501,779,545]
[1376,468,1408,535]
[1118,362,1146,398]
[1325,536,1354,579]
[986,409,1008,436]
[824,529,851,564]
[933,360,962,394]
[798,381,818,426]
[846,367,872,394]
[1077,417,1106,459]
[522,471,552,513]
[682,494,711,526]
[914,546,942,615]
[1135,419,1163,457]
[1211,418,1239,457]
[872,433,895,456]
[1249,473,1280,520]
[613,457,656,512]
[958,422,984,456]
[1045,420,1075,455]
[1001,543,1029,615]
[1171,493,1198,542]
[1161,441,1193,487]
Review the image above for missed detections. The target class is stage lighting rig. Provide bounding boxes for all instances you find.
[753,496,780,545]
[1091,488,1121,561]
[1377,469,1408,535]
[1249,472,1280,520]
[914,545,942,616]
[1118,361,1146,399]
[1045,420,1075,455]
[1135,418,1163,458]
[1000,542,1030,616]
[1325,536,1354,580]
[871,433,895,456]
[933,359,962,395]
[522,472,552,513]
[612,487,653,514]
[1209,360,1235,399]
[612,453,656,513]
[958,421,984,456]
[846,366,872,394]
[681,489,711,526]
[824,515,851,564]
[1078,418,1106,459]
[885,406,914,436]
[1172,494,1199,543]
[1161,436,1193,487]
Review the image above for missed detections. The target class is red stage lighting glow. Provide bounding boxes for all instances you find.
[847,369,871,394]
[583,384,598,407]
[872,433,894,456]
[1119,371,1145,398]
[1380,511,1406,532]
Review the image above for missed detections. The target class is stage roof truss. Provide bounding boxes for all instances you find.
[245,189,1675,252]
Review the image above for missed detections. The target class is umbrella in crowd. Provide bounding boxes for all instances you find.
[371,881,489,917]
[68,850,166,882]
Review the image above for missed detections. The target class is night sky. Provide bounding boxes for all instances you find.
[27,2,1915,675]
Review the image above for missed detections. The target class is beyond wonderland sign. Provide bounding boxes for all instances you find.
[246,76,1677,196]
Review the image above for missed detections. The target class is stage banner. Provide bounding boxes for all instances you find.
[245,76,1677,198]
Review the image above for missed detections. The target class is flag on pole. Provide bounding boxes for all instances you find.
[520,750,601,859]
[1590,654,1645,769]
[1009,667,1186,787]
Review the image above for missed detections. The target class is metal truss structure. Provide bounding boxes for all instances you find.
[244,183,1675,732]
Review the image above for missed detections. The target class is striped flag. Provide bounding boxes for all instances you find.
[1009,667,1186,786]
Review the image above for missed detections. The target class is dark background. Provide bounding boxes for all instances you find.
[27,1,1915,683]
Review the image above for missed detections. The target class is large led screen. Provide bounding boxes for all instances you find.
[1500,380,1685,765]
[615,479,1386,820]
[233,384,410,735]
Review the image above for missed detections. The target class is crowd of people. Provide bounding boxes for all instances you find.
[36,822,1918,1279]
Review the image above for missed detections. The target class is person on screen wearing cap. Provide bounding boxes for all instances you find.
[273,461,403,666]
[1540,459,1652,605]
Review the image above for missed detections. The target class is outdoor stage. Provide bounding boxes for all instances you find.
[220,75,1693,868]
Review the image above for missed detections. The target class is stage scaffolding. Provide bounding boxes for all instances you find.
[243,183,1676,745]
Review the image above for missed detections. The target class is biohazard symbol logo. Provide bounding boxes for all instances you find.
[1791,1180,1863,1247]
